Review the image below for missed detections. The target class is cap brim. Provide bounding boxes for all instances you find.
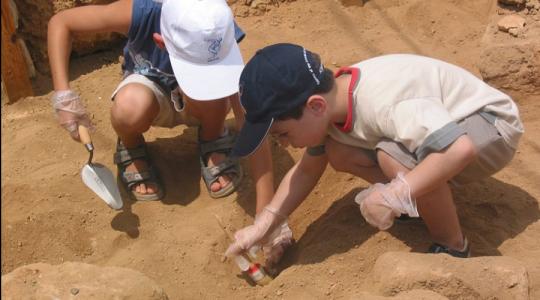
[170,43,244,101]
[232,118,274,157]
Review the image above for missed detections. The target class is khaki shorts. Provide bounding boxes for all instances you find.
[374,113,517,185]
[111,74,198,128]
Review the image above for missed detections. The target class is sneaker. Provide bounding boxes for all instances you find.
[428,237,471,258]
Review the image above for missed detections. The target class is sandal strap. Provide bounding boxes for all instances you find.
[199,132,236,159]
[197,128,243,194]
[114,144,148,166]
[122,169,154,189]
[200,158,239,187]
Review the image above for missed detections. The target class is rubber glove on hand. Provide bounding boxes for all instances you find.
[355,172,419,230]
[52,90,94,141]
[261,221,294,266]
[225,206,286,261]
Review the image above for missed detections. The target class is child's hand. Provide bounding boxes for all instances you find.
[261,221,294,266]
[51,90,94,141]
[225,206,286,260]
[355,172,419,230]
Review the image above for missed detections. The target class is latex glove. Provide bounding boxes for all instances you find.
[354,172,419,230]
[225,206,285,259]
[51,90,94,141]
[261,221,294,266]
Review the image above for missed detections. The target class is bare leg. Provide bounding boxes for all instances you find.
[377,150,464,250]
[110,83,159,195]
[325,138,387,184]
[183,94,233,192]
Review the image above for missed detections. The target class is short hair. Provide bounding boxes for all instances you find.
[276,66,335,121]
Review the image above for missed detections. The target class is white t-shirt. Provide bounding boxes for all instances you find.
[327,54,523,160]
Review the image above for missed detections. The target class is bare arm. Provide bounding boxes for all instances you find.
[266,151,328,217]
[230,94,275,213]
[224,149,328,257]
[47,0,132,90]
[405,135,477,199]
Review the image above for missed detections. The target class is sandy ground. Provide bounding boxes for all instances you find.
[2,0,540,299]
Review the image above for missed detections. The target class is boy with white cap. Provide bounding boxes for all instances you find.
[47,0,277,209]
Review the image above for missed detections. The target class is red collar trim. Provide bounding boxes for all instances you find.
[333,67,360,133]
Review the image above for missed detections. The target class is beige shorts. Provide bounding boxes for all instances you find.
[374,113,517,185]
[111,74,198,128]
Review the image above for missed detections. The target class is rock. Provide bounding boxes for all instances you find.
[497,15,526,32]
[367,252,529,299]
[1,262,168,300]
[479,13,540,96]
[508,27,521,36]
[478,43,540,94]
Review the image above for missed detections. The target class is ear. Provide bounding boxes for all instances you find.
[153,33,166,49]
[306,95,327,116]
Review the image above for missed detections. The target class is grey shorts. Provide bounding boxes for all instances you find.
[373,113,516,185]
[111,74,198,128]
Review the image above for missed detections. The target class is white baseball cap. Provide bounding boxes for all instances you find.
[160,0,244,100]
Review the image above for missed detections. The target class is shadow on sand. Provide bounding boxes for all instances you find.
[277,176,539,271]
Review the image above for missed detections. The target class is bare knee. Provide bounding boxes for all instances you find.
[111,84,158,132]
[326,139,375,173]
[326,143,350,172]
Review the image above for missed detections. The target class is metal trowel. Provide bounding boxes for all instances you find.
[78,125,123,210]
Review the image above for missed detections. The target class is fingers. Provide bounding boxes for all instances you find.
[225,241,244,257]
[78,115,95,133]
[59,114,96,142]
[63,122,81,142]
[358,187,398,230]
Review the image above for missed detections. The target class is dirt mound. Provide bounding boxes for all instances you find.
[1,262,168,299]
[479,0,540,97]
[369,252,529,299]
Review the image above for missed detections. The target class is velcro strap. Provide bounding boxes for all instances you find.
[114,147,148,165]
[123,170,152,188]
[199,134,236,157]
[207,159,236,177]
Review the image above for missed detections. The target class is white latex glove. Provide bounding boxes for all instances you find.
[51,90,94,141]
[225,206,286,261]
[354,172,419,230]
[261,221,294,266]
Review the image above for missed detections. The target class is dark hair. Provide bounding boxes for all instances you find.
[276,67,335,121]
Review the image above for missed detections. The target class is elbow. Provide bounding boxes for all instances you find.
[48,14,61,33]
[47,12,68,37]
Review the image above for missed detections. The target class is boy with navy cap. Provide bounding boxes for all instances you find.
[226,43,523,260]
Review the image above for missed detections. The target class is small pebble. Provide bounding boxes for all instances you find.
[70,288,79,295]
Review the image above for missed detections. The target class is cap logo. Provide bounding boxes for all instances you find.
[303,48,320,86]
[206,37,223,62]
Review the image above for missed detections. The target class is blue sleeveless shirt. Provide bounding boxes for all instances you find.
[123,0,246,94]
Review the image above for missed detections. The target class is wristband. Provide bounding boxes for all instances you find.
[263,206,287,220]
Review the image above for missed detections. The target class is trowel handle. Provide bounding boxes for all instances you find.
[78,125,94,152]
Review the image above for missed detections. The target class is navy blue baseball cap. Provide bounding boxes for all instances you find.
[232,43,325,157]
